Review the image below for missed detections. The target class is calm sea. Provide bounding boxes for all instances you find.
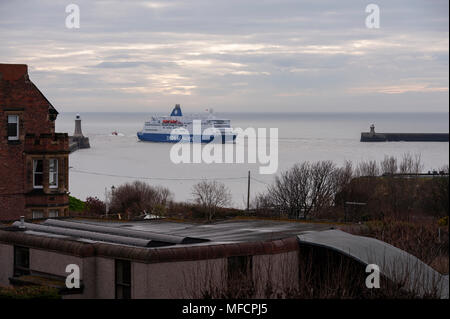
[56,112,449,206]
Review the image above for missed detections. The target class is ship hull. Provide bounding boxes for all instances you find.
[137,132,236,143]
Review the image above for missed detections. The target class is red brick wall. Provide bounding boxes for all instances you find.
[0,64,69,221]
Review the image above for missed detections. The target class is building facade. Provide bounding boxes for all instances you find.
[0,227,299,299]
[0,218,446,298]
[0,64,69,221]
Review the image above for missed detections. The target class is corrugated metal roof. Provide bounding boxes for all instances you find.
[43,219,209,245]
[12,222,166,247]
[0,226,300,263]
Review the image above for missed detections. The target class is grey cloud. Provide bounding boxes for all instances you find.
[0,0,448,112]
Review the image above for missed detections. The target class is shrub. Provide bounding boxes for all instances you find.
[343,218,449,274]
[109,181,173,219]
[69,196,85,212]
[0,285,60,299]
[85,196,106,216]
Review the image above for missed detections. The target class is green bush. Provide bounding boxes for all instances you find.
[69,196,85,212]
[0,285,61,299]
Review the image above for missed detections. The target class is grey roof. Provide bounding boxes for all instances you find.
[12,218,332,248]
[13,221,160,247]
[43,219,209,245]
[68,218,332,243]
[298,229,449,299]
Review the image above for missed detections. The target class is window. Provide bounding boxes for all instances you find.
[14,246,30,277]
[48,210,59,218]
[49,159,58,188]
[32,210,44,219]
[33,159,43,189]
[115,260,131,299]
[7,115,19,140]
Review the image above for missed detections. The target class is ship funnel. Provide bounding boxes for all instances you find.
[170,104,182,116]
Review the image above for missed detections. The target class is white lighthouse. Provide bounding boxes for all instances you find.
[74,113,84,137]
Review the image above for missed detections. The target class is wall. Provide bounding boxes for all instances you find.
[253,251,299,298]
[133,258,227,299]
[0,243,13,286]
[0,63,69,221]
[95,257,115,299]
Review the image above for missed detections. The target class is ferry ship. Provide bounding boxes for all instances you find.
[137,104,236,143]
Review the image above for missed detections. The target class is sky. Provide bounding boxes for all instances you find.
[0,0,448,113]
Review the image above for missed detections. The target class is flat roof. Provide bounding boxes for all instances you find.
[4,218,332,249]
[65,218,333,244]
[2,218,323,263]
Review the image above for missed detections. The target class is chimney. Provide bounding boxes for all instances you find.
[19,216,26,229]
[0,64,28,81]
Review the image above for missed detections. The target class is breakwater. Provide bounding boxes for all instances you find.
[361,125,449,142]
[361,132,449,142]
[69,135,90,152]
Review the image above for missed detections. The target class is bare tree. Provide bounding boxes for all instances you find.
[310,161,338,213]
[267,163,308,219]
[333,160,354,194]
[412,153,424,175]
[399,153,424,175]
[380,156,398,175]
[355,160,380,177]
[192,180,231,221]
[266,161,337,219]
[252,192,277,217]
[155,186,173,206]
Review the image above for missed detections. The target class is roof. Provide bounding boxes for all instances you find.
[7,218,331,247]
[0,63,58,115]
[298,229,449,299]
[0,218,311,263]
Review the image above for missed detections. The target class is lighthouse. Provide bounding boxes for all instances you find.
[69,113,90,152]
[74,113,84,137]
[370,124,375,136]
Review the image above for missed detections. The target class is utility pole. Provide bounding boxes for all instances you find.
[247,170,251,212]
[104,187,108,218]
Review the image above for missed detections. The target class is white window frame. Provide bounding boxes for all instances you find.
[7,115,19,141]
[48,210,59,218]
[33,159,44,189]
[32,210,44,219]
[49,158,58,189]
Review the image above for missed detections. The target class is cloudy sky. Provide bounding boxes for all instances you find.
[0,0,448,113]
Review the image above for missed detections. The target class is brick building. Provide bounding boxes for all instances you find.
[0,64,69,221]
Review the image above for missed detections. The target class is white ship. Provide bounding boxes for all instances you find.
[137,104,236,143]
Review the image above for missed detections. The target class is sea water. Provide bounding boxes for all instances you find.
[56,112,449,206]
